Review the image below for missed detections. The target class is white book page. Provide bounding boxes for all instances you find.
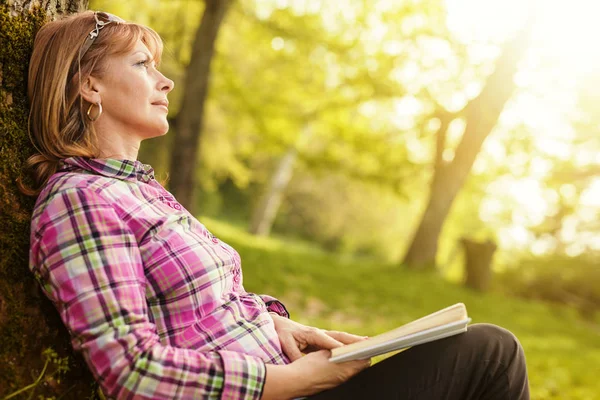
[330,303,468,361]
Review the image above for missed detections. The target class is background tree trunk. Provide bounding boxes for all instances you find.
[168,0,232,214]
[402,22,532,270]
[462,237,497,292]
[248,124,312,236]
[248,147,298,236]
[0,1,99,398]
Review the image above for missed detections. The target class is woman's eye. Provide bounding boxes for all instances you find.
[136,60,149,68]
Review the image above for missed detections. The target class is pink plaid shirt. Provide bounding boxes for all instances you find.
[29,157,290,399]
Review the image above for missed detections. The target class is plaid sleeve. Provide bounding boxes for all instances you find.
[30,188,266,400]
[219,350,267,399]
[259,294,290,318]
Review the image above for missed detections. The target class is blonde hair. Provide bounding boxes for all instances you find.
[20,11,163,196]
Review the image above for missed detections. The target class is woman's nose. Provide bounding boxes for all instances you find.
[159,74,174,93]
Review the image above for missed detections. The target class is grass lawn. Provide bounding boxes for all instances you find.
[202,217,600,400]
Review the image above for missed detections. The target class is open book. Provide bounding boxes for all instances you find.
[329,303,471,363]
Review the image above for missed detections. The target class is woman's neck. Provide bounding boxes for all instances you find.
[95,123,141,161]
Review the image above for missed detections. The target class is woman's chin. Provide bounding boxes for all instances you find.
[146,123,170,138]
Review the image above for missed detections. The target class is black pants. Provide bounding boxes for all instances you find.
[310,324,529,399]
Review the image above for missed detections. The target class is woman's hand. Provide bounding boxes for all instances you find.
[261,350,371,400]
[269,313,368,361]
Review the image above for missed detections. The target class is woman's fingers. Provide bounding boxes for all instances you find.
[325,330,369,345]
[304,328,344,350]
[280,333,304,361]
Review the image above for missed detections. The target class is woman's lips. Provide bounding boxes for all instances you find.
[152,101,169,112]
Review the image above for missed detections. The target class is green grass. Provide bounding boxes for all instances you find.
[202,216,600,400]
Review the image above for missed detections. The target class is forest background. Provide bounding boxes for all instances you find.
[1,0,599,399]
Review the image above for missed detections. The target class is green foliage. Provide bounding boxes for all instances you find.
[2,348,70,400]
[211,1,444,189]
[203,216,600,400]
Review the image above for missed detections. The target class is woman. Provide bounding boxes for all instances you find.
[23,11,529,400]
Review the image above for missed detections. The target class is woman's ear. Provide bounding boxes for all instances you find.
[80,76,101,105]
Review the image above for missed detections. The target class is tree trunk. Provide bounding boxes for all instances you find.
[402,22,532,270]
[0,1,100,398]
[248,148,298,236]
[248,124,312,236]
[462,238,497,292]
[168,0,232,214]
[139,132,172,178]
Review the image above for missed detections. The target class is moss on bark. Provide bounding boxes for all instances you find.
[0,1,97,398]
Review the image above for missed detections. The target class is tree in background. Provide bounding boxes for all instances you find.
[249,124,311,236]
[0,1,100,398]
[402,19,534,270]
[168,0,233,213]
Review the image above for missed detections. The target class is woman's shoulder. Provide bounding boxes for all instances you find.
[32,171,121,222]
[39,171,113,199]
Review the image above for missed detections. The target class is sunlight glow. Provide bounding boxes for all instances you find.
[579,180,600,207]
[447,0,600,250]
[271,37,285,51]
[446,0,526,42]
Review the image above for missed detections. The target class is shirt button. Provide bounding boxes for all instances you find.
[173,203,182,210]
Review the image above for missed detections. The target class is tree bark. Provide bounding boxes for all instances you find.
[0,1,100,398]
[402,22,533,270]
[168,0,232,214]
[462,238,497,292]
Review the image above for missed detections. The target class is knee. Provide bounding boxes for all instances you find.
[467,323,526,366]
[469,323,519,344]
[464,324,530,397]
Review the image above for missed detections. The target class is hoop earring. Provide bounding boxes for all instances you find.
[86,102,102,122]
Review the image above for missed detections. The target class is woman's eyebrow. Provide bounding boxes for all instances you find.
[132,51,152,59]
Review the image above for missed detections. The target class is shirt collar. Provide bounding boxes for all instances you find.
[59,156,155,183]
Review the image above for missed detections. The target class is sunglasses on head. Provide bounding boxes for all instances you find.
[78,11,125,61]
